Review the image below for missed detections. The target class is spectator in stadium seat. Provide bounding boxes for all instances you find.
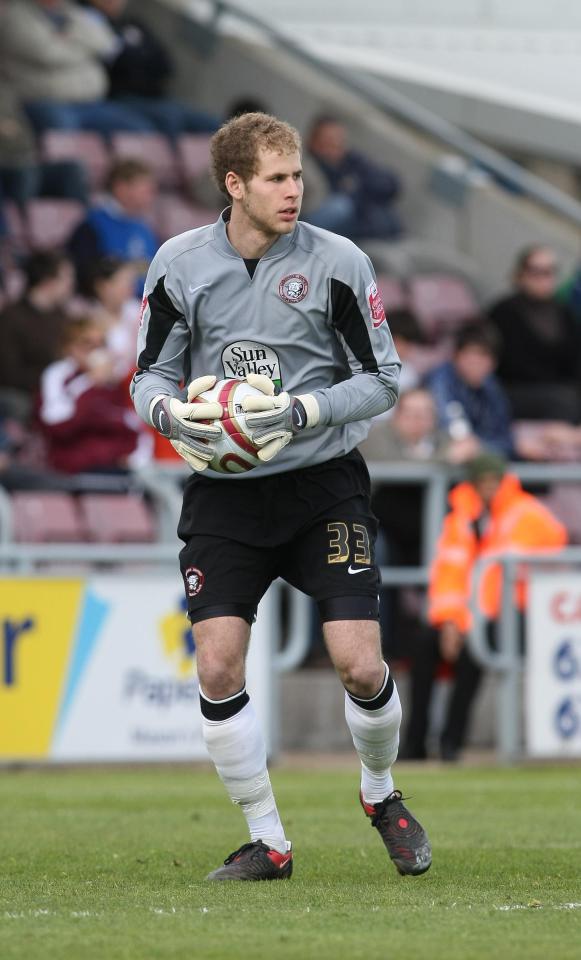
[68,158,158,294]
[80,0,220,141]
[0,82,89,216]
[0,0,155,138]
[488,245,581,423]
[38,315,148,473]
[0,250,75,421]
[85,255,140,378]
[403,454,567,761]
[425,323,513,460]
[304,115,403,240]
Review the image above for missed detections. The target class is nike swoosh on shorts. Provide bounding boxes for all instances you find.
[347,565,371,574]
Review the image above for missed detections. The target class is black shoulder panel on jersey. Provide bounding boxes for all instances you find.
[137,275,183,371]
[330,277,378,373]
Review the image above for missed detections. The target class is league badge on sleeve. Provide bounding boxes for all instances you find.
[366,281,386,328]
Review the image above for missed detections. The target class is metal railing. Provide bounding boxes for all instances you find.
[470,548,581,763]
[171,0,581,227]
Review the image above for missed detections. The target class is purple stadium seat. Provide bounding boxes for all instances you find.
[110,133,179,188]
[408,274,478,340]
[11,492,84,543]
[177,134,212,179]
[155,194,218,240]
[27,199,85,248]
[78,493,156,543]
[40,131,111,189]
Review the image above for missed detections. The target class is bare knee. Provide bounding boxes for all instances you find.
[323,620,385,698]
[338,660,385,698]
[194,616,249,700]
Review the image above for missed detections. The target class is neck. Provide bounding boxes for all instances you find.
[226,205,280,259]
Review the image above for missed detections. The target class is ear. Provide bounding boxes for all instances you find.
[225,170,244,201]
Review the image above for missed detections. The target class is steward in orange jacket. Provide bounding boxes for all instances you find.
[429,460,567,635]
[417,454,567,761]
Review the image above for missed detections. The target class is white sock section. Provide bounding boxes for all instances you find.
[201,696,287,853]
[344,666,402,805]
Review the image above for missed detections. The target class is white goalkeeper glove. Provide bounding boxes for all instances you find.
[241,373,319,462]
[150,375,223,471]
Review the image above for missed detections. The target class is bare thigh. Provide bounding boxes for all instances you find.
[193,616,251,700]
[323,619,385,698]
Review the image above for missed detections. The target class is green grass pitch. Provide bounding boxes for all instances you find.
[1,762,580,959]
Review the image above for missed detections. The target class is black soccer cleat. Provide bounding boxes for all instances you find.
[206,840,293,881]
[360,790,432,876]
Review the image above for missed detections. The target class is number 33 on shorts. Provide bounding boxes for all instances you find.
[327,521,371,568]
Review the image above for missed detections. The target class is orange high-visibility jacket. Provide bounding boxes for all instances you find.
[428,473,567,632]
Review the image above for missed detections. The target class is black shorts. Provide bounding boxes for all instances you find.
[178,449,380,625]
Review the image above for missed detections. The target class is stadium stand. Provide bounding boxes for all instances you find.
[40,131,110,192]
[77,492,156,543]
[11,491,84,543]
[110,132,180,189]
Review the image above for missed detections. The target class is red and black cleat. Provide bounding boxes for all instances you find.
[360,790,432,876]
[206,840,293,881]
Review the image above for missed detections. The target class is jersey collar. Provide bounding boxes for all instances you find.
[213,207,296,261]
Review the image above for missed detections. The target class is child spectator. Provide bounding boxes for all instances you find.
[38,316,149,473]
[85,255,140,377]
[68,158,158,294]
[425,323,513,459]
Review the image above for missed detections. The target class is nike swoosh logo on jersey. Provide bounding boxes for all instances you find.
[348,565,371,574]
[188,282,210,295]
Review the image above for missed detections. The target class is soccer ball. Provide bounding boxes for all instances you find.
[194,378,263,474]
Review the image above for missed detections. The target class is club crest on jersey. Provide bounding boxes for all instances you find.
[184,566,204,598]
[366,281,386,328]
[278,273,309,304]
[221,341,282,388]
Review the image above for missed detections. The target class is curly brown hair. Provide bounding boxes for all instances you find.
[210,112,301,199]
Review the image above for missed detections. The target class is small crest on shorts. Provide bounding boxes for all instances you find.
[278,273,309,303]
[184,566,205,598]
[366,281,386,328]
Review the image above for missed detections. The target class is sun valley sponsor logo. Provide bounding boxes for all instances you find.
[221,341,282,388]
[366,281,386,328]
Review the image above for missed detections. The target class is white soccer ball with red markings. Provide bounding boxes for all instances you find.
[194,378,262,474]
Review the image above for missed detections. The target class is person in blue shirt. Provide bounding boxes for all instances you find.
[425,323,513,459]
[68,157,158,295]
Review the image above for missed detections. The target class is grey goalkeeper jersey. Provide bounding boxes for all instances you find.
[131,211,400,478]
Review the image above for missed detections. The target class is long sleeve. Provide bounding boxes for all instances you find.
[312,249,400,426]
[130,245,191,425]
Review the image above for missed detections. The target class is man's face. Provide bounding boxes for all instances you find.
[517,248,558,301]
[394,391,436,443]
[454,345,495,388]
[309,122,347,165]
[233,148,303,238]
[473,472,502,507]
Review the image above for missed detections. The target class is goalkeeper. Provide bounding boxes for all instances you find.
[131,112,431,881]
